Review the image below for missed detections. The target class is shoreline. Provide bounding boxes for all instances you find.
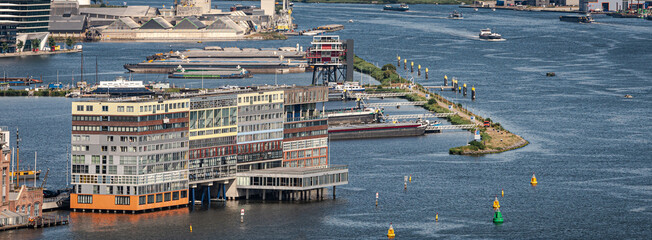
[0,49,81,58]
[353,56,528,155]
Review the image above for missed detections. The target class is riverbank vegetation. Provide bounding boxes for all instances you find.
[353,56,409,86]
[0,89,70,97]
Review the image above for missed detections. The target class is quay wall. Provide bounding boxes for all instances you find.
[101,30,244,41]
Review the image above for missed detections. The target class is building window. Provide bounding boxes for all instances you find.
[118,106,125,112]
[172,191,179,200]
[78,195,93,204]
[164,192,171,202]
[102,106,109,112]
[156,194,163,203]
[115,196,130,205]
[86,106,93,111]
[147,195,155,204]
[180,190,187,198]
[139,196,146,205]
[77,105,84,111]
[127,106,134,112]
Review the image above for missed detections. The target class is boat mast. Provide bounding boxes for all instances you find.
[15,128,20,187]
[34,151,36,187]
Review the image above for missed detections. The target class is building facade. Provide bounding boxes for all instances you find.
[282,86,329,168]
[70,86,348,212]
[0,0,51,52]
[70,98,190,212]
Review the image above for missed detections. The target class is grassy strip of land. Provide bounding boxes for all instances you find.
[353,57,528,155]
[0,89,71,97]
[353,55,409,86]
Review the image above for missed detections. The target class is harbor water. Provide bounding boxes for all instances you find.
[1,2,651,239]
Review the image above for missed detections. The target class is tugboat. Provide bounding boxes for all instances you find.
[448,11,463,19]
[559,14,594,23]
[383,3,409,11]
[479,29,502,40]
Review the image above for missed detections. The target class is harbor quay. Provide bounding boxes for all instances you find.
[68,85,348,213]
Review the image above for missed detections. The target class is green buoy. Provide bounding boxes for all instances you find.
[493,210,504,223]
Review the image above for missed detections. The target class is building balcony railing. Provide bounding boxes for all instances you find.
[286,115,326,123]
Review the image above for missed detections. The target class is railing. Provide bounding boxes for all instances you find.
[286,115,326,122]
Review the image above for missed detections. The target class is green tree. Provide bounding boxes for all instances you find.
[1,42,8,53]
[31,38,41,51]
[381,64,396,72]
[47,37,56,49]
[66,37,75,49]
[16,40,23,52]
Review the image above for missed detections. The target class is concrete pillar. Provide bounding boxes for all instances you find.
[333,186,336,199]
[246,189,249,200]
[308,190,311,200]
[317,188,320,199]
[321,188,324,200]
[262,189,266,201]
[279,190,283,201]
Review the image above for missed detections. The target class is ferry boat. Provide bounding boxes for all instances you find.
[479,29,502,40]
[559,14,594,23]
[10,170,40,180]
[448,11,463,19]
[383,4,409,11]
[91,77,153,96]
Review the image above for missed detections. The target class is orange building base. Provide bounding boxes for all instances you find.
[71,190,188,212]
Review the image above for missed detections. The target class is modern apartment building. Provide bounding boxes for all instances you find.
[70,98,190,212]
[0,0,51,52]
[71,86,348,212]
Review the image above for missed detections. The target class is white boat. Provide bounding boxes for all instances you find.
[479,28,503,40]
[329,82,365,92]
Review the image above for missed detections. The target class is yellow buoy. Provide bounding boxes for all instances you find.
[190,225,193,232]
[409,175,412,183]
[501,189,504,197]
[436,212,439,222]
[493,196,500,210]
[531,173,538,186]
[397,56,400,61]
[444,75,448,80]
[387,223,395,238]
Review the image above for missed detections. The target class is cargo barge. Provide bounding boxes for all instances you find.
[560,14,594,23]
[153,47,306,60]
[328,123,425,140]
[169,68,252,79]
[124,58,308,74]
[0,77,43,86]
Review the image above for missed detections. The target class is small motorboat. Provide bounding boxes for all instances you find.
[624,94,633,98]
[448,11,463,19]
[479,28,502,40]
[383,3,409,11]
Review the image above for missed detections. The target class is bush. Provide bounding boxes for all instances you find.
[381,64,396,71]
[469,140,486,150]
[427,98,437,105]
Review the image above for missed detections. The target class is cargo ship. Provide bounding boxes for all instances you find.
[90,77,153,96]
[329,123,425,140]
[559,14,594,23]
[383,4,409,11]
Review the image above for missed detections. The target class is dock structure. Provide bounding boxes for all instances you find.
[364,101,427,107]
[349,92,411,99]
[425,124,476,131]
[236,165,348,201]
[422,86,455,90]
[384,113,456,120]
